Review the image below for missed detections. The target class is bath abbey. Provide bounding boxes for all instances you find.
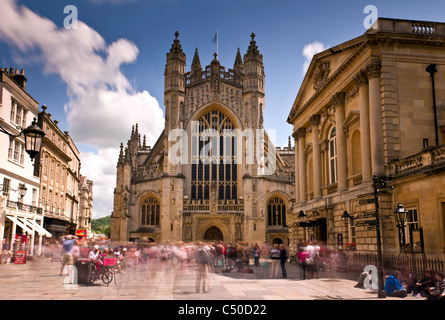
[110,32,295,245]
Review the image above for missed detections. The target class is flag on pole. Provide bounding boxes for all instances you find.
[212,29,218,58]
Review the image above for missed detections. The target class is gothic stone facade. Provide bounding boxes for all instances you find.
[287,18,445,257]
[111,33,294,245]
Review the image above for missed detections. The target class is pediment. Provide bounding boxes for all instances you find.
[287,35,366,124]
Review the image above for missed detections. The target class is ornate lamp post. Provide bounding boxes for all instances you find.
[393,203,408,253]
[0,117,45,162]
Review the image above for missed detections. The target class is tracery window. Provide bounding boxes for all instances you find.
[191,109,237,201]
[141,197,160,226]
[267,197,286,226]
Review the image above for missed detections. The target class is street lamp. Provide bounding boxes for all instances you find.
[341,210,351,226]
[18,184,27,198]
[393,203,408,252]
[0,117,45,162]
[298,210,319,224]
[22,118,45,161]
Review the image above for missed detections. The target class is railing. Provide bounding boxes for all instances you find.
[346,252,444,280]
[412,23,436,34]
[183,199,244,213]
[6,200,43,214]
[133,164,163,180]
[185,66,243,87]
[388,144,445,178]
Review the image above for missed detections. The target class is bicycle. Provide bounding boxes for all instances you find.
[89,258,117,286]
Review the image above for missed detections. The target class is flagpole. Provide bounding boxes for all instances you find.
[216,28,218,58]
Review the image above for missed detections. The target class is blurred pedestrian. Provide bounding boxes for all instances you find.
[279,244,288,279]
[253,243,261,267]
[59,234,78,277]
[297,246,309,280]
[269,244,280,278]
[195,243,210,293]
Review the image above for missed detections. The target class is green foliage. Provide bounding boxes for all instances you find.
[91,215,111,236]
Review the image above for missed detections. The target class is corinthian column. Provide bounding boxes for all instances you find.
[332,92,347,191]
[309,115,321,199]
[292,130,300,204]
[365,60,384,177]
[354,71,372,181]
[296,128,307,203]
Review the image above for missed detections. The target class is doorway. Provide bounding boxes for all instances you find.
[204,226,223,242]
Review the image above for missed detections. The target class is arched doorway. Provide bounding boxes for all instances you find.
[204,226,223,242]
[272,238,283,245]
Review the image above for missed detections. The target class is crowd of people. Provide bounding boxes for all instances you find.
[53,236,350,281]
[48,235,445,299]
[381,268,445,300]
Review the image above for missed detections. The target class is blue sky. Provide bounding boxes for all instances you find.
[1,0,444,218]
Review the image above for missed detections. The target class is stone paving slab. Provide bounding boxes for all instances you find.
[0,257,427,301]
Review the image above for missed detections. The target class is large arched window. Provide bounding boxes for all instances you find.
[141,197,160,226]
[191,109,237,201]
[328,127,337,184]
[267,197,286,226]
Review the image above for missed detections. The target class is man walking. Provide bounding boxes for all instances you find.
[279,244,288,279]
[59,234,78,276]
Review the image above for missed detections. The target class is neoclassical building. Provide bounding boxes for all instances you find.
[111,33,295,245]
[287,18,445,257]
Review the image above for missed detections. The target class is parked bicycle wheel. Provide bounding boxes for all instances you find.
[101,268,113,285]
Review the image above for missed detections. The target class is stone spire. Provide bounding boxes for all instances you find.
[234,47,243,66]
[233,47,244,75]
[191,48,201,70]
[117,143,125,167]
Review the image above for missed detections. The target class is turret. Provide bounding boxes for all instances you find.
[164,31,186,93]
[243,33,265,95]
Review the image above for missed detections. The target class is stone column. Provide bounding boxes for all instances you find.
[292,131,300,204]
[365,60,384,177]
[332,92,347,191]
[354,71,372,181]
[309,115,321,199]
[296,128,307,203]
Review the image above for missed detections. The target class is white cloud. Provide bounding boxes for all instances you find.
[0,0,165,218]
[302,41,327,75]
[80,148,119,218]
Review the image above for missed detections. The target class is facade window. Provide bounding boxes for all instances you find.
[8,138,25,165]
[32,188,37,207]
[141,197,160,226]
[2,178,11,198]
[10,100,25,127]
[405,208,420,247]
[267,197,286,226]
[328,127,337,184]
[191,109,237,201]
[43,154,48,176]
[50,160,54,179]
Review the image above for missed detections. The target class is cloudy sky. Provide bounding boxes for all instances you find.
[1,0,444,218]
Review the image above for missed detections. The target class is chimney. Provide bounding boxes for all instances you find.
[8,67,27,90]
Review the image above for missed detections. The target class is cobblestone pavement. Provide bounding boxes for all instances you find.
[0,257,426,301]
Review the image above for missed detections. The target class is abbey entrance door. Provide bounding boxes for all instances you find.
[203,226,223,242]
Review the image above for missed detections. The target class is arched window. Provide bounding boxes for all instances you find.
[141,197,160,226]
[267,197,286,226]
[328,127,337,184]
[191,109,237,201]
